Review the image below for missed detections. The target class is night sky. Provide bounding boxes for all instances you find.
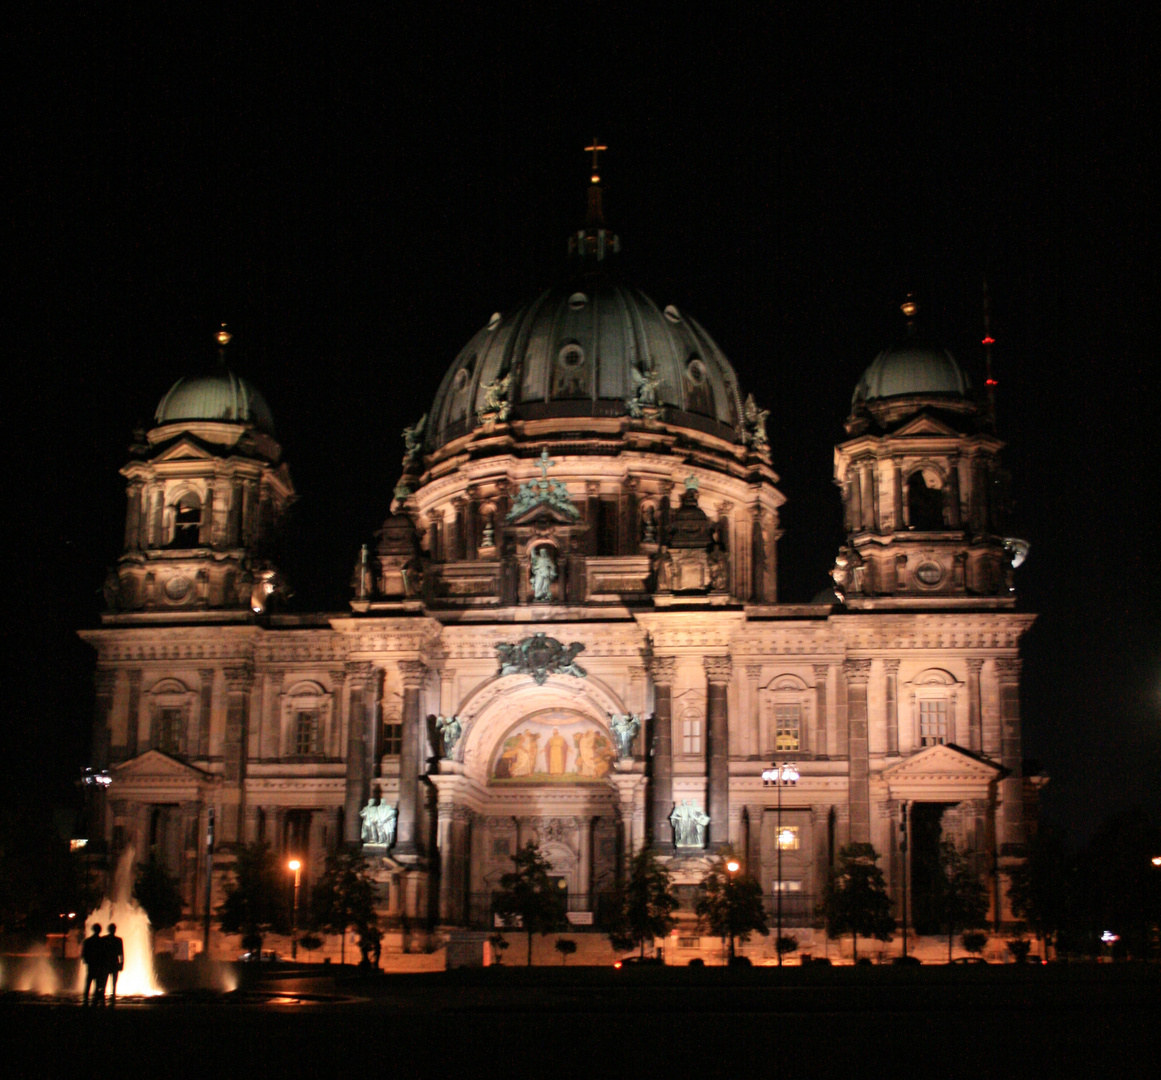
[8,7,1155,843]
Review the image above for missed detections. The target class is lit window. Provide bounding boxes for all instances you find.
[293,711,317,756]
[919,699,948,746]
[773,704,801,753]
[681,716,702,755]
[772,879,802,892]
[776,826,799,851]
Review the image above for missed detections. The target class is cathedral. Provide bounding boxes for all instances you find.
[81,160,1033,950]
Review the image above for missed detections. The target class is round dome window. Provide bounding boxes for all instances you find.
[568,292,588,310]
[686,357,707,384]
[558,344,585,368]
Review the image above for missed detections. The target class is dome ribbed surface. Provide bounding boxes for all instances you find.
[155,371,275,435]
[427,281,744,448]
[853,337,970,406]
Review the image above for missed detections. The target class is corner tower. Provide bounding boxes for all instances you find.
[832,299,1024,608]
[104,327,296,620]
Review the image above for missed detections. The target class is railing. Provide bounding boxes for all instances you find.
[761,893,819,925]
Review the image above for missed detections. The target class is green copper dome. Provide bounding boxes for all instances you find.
[155,370,276,436]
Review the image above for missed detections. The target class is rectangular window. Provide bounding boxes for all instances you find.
[681,716,702,755]
[155,708,183,755]
[381,718,403,756]
[293,711,317,756]
[919,699,948,746]
[773,704,801,753]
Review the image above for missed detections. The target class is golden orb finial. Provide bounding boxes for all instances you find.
[900,295,918,319]
[216,323,232,347]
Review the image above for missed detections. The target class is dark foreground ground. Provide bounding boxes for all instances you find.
[5,963,1159,1079]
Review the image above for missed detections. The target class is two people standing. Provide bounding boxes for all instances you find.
[81,922,125,1006]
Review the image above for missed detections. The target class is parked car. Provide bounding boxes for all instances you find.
[951,956,988,965]
[239,949,281,962]
[613,955,664,968]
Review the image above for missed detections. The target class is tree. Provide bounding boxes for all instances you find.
[608,848,679,958]
[822,842,894,962]
[487,932,510,965]
[133,856,184,936]
[962,930,988,956]
[310,847,378,966]
[492,841,563,966]
[298,932,323,961]
[554,938,577,964]
[1007,825,1067,958]
[695,847,768,963]
[935,842,989,963]
[218,842,288,955]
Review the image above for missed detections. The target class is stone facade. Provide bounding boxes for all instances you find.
[81,196,1033,939]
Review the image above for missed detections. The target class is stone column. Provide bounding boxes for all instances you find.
[577,816,593,905]
[884,659,900,756]
[995,659,1026,853]
[395,660,426,856]
[848,473,862,533]
[328,669,346,759]
[126,669,142,759]
[750,505,765,601]
[585,481,601,556]
[436,800,455,921]
[195,668,214,760]
[621,476,638,555]
[223,665,252,784]
[343,662,374,844]
[745,664,762,758]
[966,659,983,753]
[892,458,905,531]
[947,455,962,528]
[868,461,880,531]
[124,481,142,551]
[844,659,871,843]
[704,656,731,848]
[466,485,480,560]
[812,664,830,758]
[659,481,674,549]
[649,656,676,849]
[92,669,116,769]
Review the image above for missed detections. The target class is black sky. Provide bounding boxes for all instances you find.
[7,6,1156,842]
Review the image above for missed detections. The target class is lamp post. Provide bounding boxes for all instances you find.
[772,762,799,966]
[288,859,302,960]
[725,858,740,963]
[202,807,215,958]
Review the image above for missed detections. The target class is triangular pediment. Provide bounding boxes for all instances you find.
[113,750,210,783]
[153,436,219,463]
[893,413,961,438]
[506,504,580,527]
[882,743,1002,781]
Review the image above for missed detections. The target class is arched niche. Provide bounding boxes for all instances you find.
[758,673,814,757]
[456,673,626,784]
[489,708,615,784]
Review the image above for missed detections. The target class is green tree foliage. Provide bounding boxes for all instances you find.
[309,847,378,966]
[133,856,184,934]
[492,841,562,966]
[935,841,989,962]
[695,847,769,962]
[554,938,578,964]
[487,932,510,964]
[608,848,679,958]
[962,930,988,955]
[218,842,289,955]
[298,932,323,960]
[822,842,894,962]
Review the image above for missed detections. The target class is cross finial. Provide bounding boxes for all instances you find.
[585,138,607,182]
[537,448,555,480]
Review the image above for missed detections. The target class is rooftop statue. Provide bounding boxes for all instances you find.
[627,364,661,418]
[436,715,463,758]
[506,449,580,521]
[401,413,426,465]
[743,394,769,450]
[530,546,557,602]
[478,371,513,422]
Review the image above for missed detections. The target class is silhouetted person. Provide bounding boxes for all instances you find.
[82,923,106,1006]
[103,923,125,1005]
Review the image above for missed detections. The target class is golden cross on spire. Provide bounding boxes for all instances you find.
[585,138,607,183]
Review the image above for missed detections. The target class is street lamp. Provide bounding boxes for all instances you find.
[772,762,799,966]
[288,859,302,960]
[724,858,740,963]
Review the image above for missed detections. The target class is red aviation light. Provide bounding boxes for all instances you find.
[986,379,998,387]
[982,336,995,346]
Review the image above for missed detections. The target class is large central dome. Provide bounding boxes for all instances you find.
[425,279,745,450]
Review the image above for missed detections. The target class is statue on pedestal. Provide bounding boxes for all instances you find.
[670,800,710,848]
[436,715,463,758]
[609,714,641,759]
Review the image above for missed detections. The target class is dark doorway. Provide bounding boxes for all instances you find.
[908,474,944,531]
[910,802,950,935]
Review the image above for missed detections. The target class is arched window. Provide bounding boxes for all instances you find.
[173,493,202,547]
[908,471,944,531]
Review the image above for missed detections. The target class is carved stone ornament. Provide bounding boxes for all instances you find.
[506,449,580,521]
[478,371,513,423]
[627,364,660,418]
[360,797,397,848]
[496,633,587,685]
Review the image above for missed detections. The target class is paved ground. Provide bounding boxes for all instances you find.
[5,964,1159,1079]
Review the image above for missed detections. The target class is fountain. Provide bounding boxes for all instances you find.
[75,845,163,997]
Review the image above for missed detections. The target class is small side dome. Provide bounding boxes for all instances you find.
[155,370,276,436]
[852,299,971,408]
